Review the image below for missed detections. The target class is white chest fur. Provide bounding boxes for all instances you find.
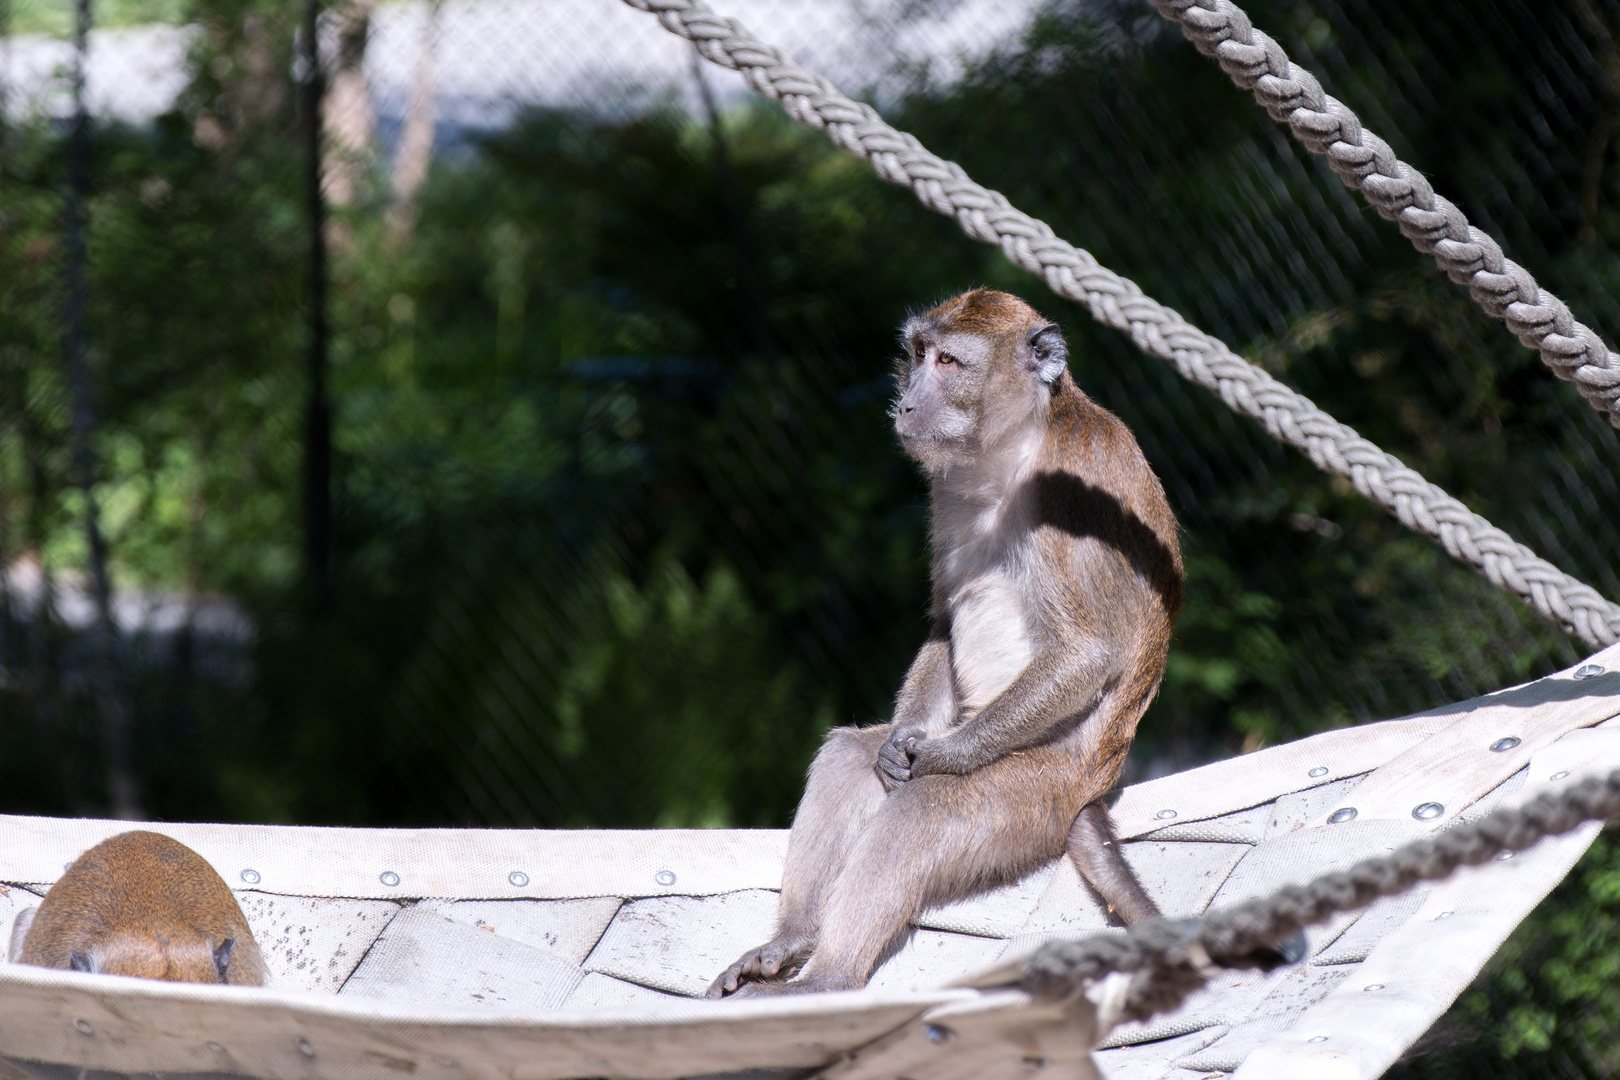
[949,568,1033,712]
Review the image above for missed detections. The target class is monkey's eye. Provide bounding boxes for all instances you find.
[937,352,959,366]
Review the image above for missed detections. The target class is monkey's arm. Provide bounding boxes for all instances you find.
[906,641,1113,777]
[876,620,957,790]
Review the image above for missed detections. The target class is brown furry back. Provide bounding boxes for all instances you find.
[1039,372,1182,799]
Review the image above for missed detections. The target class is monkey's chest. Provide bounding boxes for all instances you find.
[948,572,1034,711]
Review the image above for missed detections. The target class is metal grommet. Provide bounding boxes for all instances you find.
[207,1042,226,1053]
[1307,1035,1328,1044]
[1551,771,1570,781]
[74,1019,93,1036]
[239,869,260,885]
[1308,766,1328,778]
[1496,850,1514,861]
[925,1024,954,1044]
[1574,663,1606,680]
[1435,910,1454,920]
[1490,737,1521,752]
[508,871,529,888]
[1412,802,1444,821]
[298,1038,316,1058]
[1156,809,1177,820]
[655,870,677,887]
[1328,807,1357,824]
[1363,983,1384,992]
[379,871,400,888]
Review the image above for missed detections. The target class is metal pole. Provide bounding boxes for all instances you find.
[66,0,141,820]
[302,0,332,611]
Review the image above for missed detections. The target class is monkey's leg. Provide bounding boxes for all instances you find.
[708,725,891,997]
[1068,800,1160,925]
[789,757,1080,992]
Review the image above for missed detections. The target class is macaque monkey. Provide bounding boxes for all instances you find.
[711,289,1181,996]
[10,830,266,986]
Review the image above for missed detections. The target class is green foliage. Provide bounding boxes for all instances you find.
[554,555,833,828]
[5,0,187,37]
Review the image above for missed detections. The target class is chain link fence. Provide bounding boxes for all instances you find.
[3,0,1620,1071]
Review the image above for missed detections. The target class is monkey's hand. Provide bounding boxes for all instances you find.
[905,734,978,778]
[877,724,929,791]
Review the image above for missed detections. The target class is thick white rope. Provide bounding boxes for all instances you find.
[1007,762,1620,1020]
[1149,0,1620,430]
[619,0,1620,647]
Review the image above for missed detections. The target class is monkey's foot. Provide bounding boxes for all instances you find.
[726,968,871,998]
[723,979,790,999]
[705,936,812,998]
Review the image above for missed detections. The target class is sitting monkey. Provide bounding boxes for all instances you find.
[711,289,1181,996]
[10,830,266,985]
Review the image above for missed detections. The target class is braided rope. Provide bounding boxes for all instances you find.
[1149,0,1620,429]
[1011,764,1620,1023]
[619,0,1620,646]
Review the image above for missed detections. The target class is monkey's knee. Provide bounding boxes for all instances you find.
[1068,801,1160,925]
[8,906,36,963]
[815,724,890,767]
[802,725,889,800]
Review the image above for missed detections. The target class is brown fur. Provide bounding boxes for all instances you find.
[708,289,1181,996]
[15,830,266,986]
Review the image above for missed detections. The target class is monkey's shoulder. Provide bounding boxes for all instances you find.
[1046,383,1145,461]
[1040,391,1172,517]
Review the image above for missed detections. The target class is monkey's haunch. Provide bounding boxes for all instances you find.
[996,768,1620,1023]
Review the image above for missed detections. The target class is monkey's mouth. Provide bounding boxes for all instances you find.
[896,429,978,471]
[896,425,970,447]
[896,431,962,454]
[894,414,972,442]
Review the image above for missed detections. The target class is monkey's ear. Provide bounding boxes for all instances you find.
[69,949,94,973]
[213,938,235,982]
[1025,324,1068,384]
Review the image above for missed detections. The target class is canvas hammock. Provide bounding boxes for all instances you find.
[3,640,1619,1079]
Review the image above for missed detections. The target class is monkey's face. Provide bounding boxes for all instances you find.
[892,327,993,469]
[893,297,1069,471]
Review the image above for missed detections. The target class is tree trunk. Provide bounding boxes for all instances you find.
[385,0,441,252]
[322,0,375,252]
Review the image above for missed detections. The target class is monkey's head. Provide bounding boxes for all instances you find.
[893,289,1068,471]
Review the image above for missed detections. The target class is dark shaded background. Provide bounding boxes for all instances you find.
[2,0,1620,1071]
